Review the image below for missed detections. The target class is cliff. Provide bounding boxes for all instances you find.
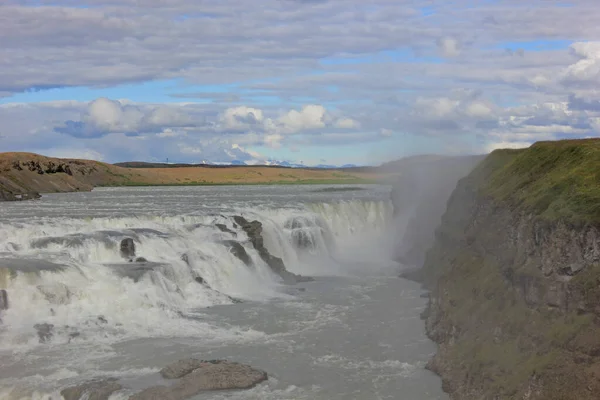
[0,152,141,200]
[418,139,600,399]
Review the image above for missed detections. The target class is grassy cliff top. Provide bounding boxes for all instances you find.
[481,138,600,224]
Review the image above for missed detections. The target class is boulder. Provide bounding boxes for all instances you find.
[181,253,190,265]
[129,386,175,400]
[221,240,252,266]
[176,360,267,392]
[215,224,237,236]
[61,378,122,400]
[135,257,148,263]
[195,276,206,285]
[160,358,205,379]
[120,238,136,259]
[129,360,267,400]
[0,289,7,310]
[34,323,54,343]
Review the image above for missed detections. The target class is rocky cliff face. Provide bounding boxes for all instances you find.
[418,140,600,400]
[0,153,141,200]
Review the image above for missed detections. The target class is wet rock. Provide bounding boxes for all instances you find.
[232,216,313,284]
[221,240,252,266]
[215,223,237,236]
[34,323,54,343]
[176,360,267,392]
[68,331,81,343]
[160,358,205,379]
[181,253,190,265]
[129,386,174,400]
[135,257,148,263]
[98,315,108,324]
[195,276,206,285]
[61,378,122,400]
[130,360,267,400]
[0,289,8,310]
[120,238,136,259]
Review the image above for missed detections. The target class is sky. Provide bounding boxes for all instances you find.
[1,0,600,166]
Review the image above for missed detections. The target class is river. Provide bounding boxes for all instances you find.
[0,185,446,400]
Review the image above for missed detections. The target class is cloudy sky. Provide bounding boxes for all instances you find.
[1,0,600,165]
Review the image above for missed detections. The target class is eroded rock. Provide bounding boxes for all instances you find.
[160,358,205,379]
[221,240,252,266]
[33,323,54,343]
[232,216,313,284]
[0,289,8,310]
[120,238,136,259]
[130,360,267,400]
[215,223,237,236]
[61,378,122,400]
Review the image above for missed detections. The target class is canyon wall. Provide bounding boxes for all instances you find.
[417,139,600,399]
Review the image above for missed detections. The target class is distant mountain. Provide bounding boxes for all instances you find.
[115,159,361,169]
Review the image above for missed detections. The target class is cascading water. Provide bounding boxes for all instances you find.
[0,194,393,351]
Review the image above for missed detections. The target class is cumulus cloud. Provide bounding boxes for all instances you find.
[54,98,196,138]
[561,42,600,86]
[220,106,264,131]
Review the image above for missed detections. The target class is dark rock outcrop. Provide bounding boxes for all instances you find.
[33,323,54,343]
[0,289,8,310]
[221,240,252,266]
[232,216,312,283]
[120,238,136,259]
[61,378,122,400]
[0,189,41,201]
[215,223,237,236]
[130,360,267,400]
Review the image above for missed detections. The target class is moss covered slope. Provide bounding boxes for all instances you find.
[420,138,600,400]
[486,139,600,223]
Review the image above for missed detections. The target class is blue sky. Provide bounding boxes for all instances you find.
[0,0,599,165]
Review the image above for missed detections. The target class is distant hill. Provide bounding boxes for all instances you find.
[0,153,384,201]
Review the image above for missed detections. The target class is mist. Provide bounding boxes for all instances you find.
[380,154,485,271]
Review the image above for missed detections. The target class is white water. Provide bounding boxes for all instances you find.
[0,185,445,400]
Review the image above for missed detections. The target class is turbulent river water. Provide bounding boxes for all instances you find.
[0,185,446,400]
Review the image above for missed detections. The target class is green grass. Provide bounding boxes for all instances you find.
[479,139,600,223]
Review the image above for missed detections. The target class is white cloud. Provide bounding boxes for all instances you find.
[334,117,360,129]
[561,41,600,86]
[276,104,327,134]
[221,106,264,130]
[438,37,461,58]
